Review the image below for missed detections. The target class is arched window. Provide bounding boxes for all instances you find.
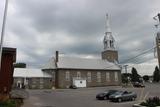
[110,40,112,48]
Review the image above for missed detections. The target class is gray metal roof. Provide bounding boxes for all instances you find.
[42,57,56,70]
[42,56,120,70]
[13,68,52,78]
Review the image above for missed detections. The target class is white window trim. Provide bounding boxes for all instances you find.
[65,71,70,81]
[114,72,118,82]
[87,72,92,82]
[77,71,81,79]
[106,72,110,82]
[97,72,101,82]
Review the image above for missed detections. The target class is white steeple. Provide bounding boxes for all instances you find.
[103,14,115,51]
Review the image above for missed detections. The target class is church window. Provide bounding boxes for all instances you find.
[110,40,112,47]
[65,71,70,81]
[97,72,101,82]
[106,72,110,82]
[87,72,92,82]
[40,78,43,84]
[52,71,55,81]
[77,71,81,79]
[114,72,118,81]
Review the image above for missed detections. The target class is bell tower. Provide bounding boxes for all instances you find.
[101,14,118,63]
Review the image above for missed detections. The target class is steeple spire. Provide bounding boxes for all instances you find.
[105,14,111,33]
[103,14,115,51]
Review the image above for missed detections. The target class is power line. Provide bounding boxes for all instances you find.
[131,54,155,64]
[104,46,156,69]
[119,46,156,64]
[121,57,158,74]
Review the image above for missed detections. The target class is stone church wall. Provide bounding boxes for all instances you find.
[56,69,121,88]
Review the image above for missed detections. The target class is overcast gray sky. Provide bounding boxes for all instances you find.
[0,0,160,68]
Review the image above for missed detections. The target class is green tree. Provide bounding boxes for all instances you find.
[143,75,149,82]
[121,73,132,83]
[153,66,160,82]
[14,63,26,68]
[131,67,140,82]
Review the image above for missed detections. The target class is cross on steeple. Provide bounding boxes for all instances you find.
[105,14,111,33]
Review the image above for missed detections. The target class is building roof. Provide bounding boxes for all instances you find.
[13,68,52,78]
[42,56,120,70]
[42,57,56,70]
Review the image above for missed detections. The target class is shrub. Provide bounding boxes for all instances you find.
[140,97,160,107]
[0,100,16,107]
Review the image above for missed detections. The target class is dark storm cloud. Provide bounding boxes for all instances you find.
[61,42,101,55]
[13,0,106,36]
[1,0,160,67]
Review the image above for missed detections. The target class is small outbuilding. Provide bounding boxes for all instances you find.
[13,68,52,89]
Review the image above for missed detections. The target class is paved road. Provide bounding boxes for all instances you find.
[22,83,160,107]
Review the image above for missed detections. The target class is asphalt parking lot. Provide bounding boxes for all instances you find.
[22,83,160,107]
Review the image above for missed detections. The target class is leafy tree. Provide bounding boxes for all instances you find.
[143,75,149,82]
[14,63,26,68]
[121,73,131,84]
[131,67,140,82]
[153,66,160,82]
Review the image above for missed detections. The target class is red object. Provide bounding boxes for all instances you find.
[0,47,16,94]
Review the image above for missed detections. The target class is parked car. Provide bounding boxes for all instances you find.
[109,91,137,102]
[96,90,119,100]
[132,82,145,88]
[69,85,77,89]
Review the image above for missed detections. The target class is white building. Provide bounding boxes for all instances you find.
[13,68,52,89]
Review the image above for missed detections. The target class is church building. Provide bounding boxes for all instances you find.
[42,14,121,88]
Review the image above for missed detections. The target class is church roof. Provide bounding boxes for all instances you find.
[42,56,120,70]
[42,57,56,70]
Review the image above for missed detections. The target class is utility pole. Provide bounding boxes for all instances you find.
[124,65,128,74]
[154,13,160,68]
[0,0,9,70]
[123,65,129,86]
